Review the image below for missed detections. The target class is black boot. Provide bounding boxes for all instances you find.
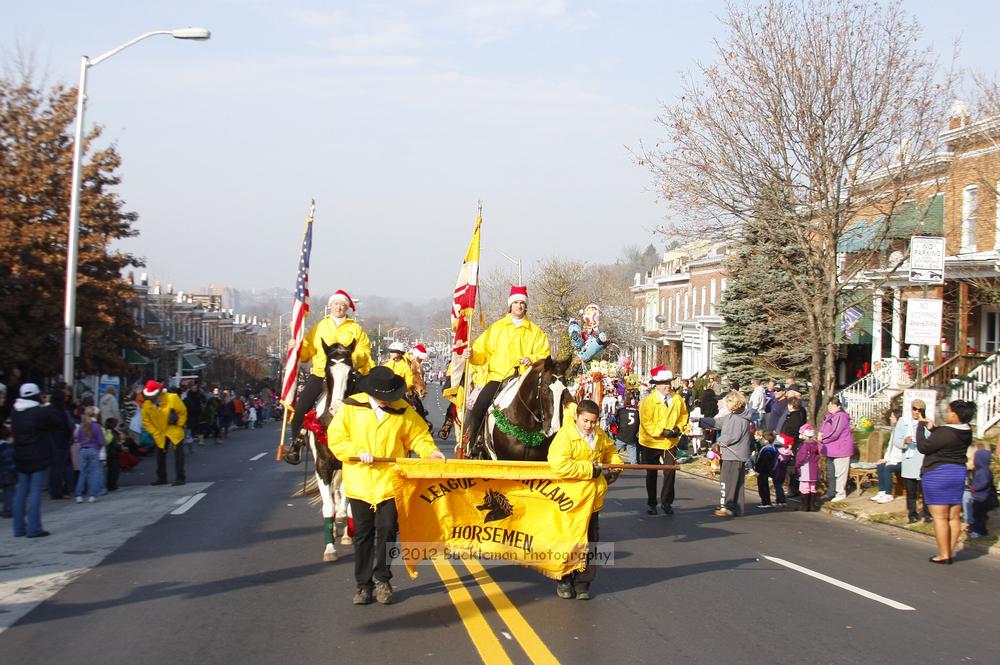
[283,432,306,466]
[808,494,819,512]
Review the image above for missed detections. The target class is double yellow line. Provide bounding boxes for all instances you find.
[433,557,560,665]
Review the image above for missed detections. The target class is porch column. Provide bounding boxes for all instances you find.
[890,288,902,358]
[958,282,970,353]
[871,288,884,366]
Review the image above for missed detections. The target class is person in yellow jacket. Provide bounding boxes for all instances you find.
[548,399,622,600]
[382,342,414,391]
[327,366,445,606]
[158,387,188,486]
[638,366,689,515]
[460,285,551,447]
[288,289,373,445]
[141,380,183,486]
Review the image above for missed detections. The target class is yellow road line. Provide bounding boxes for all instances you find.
[462,559,561,665]
[432,557,513,665]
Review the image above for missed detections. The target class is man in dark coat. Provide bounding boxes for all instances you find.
[10,384,65,537]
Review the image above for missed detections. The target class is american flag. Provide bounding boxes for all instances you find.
[279,205,314,409]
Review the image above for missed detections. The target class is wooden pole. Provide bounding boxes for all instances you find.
[347,457,679,471]
[275,408,289,460]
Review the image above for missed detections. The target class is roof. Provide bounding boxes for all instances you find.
[838,194,944,253]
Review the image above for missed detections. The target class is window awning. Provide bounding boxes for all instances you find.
[126,349,152,365]
[182,353,206,371]
[886,195,944,238]
[839,219,887,253]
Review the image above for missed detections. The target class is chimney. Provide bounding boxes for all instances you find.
[948,99,971,130]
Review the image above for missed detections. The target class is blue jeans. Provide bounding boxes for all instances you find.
[13,470,46,536]
[962,489,974,525]
[76,447,103,498]
[615,440,637,464]
[876,463,900,494]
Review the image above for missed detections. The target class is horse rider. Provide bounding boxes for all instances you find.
[383,342,415,393]
[461,285,551,449]
[327,366,445,606]
[548,399,622,600]
[637,366,689,515]
[407,344,432,427]
[287,290,373,447]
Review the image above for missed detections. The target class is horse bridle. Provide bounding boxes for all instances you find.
[515,369,566,429]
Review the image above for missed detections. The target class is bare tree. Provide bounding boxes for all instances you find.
[638,0,948,423]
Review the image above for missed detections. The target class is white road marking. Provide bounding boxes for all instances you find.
[171,493,208,515]
[249,452,268,461]
[762,555,915,611]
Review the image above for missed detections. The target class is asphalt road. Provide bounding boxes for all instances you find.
[2,389,999,665]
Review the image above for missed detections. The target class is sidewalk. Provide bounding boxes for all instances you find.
[0,481,212,634]
[675,454,1000,559]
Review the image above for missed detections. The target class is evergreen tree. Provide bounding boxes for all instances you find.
[0,73,145,378]
[717,224,811,386]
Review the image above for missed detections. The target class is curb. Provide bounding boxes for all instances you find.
[677,465,1000,561]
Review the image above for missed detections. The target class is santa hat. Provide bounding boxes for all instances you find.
[508,285,528,306]
[649,365,673,384]
[143,380,164,397]
[328,290,356,312]
[410,344,428,360]
[777,433,794,448]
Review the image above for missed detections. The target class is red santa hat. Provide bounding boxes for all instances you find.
[508,285,528,306]
[328,290,356,311]
[143,380,164,397]
[777,433,794,448]
[410,344,428,360]
[649,366,673,384]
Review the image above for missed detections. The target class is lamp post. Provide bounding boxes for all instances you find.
[63,27,211,390]
[497,249,522,285]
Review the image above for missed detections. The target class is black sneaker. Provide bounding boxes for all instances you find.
[646,506,657,515]
[556,581,575,599]
[353,587,373,605]
[662,505,674,515]
[27,530,51,538]
[574,583,591,600]
[151,480,168,486]
[907,515,919,524]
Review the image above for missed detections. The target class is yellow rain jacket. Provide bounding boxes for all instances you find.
[638,390,689,450]
[299,317,373,378]
[548,421,622,512]
[141,397,168,449]
[327,392,440,506]
[160,392,188,445]
[470,316,551,383]
[383,356,414,391]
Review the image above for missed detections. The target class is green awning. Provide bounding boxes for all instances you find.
[886,194,944,238]
[182,353,206,371]
[126,349,152,365]
[839,219,888,253]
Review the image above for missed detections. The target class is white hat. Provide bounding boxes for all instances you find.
[19,383,41,398]
[388,341,405,354]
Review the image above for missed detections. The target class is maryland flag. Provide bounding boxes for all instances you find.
[392,459,598,580]
[450,213,481,356]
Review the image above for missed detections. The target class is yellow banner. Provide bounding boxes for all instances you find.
[392,459,598,580]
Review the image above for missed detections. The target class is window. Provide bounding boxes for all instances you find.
[961,185,978,252]
[984,309,1000,353]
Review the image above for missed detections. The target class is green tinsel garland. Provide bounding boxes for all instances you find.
[491,407,547,448]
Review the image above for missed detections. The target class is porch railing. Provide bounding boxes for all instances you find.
[843,395,892,427]
[837,357,900,400]
[945,351,1000,436]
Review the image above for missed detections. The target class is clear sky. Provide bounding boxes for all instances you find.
[5,1,998,301]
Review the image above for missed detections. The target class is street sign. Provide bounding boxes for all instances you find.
[902,388,938,420]
[909,236,945,284]
[904,298,943,346]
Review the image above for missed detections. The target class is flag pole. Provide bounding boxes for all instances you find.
[276,199,316,461]
[456,200,483,459]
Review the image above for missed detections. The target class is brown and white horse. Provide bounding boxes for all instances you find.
[467,357,575,461]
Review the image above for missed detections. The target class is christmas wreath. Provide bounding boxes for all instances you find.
[491,407,547,448]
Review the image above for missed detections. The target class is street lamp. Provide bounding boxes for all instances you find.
[497,249,522,285]
[63,27,211,390]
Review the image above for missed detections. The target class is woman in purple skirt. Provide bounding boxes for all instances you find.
[917,400,976,564]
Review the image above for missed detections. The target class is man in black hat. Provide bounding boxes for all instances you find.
[328,366,445,606]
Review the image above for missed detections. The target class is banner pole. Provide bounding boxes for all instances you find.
[276,409,289,461]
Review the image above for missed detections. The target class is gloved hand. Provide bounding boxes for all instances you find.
[661,428,679,438]
[591,462,602,478]
[358,450,375,464]
[603,467,622,485]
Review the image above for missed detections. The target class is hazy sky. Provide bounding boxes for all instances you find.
[6,1,998,302]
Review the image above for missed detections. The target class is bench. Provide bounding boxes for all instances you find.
[847,431,885,496]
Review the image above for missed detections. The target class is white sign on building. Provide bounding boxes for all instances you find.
[909,236,946,284]
[904,298,943,346]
